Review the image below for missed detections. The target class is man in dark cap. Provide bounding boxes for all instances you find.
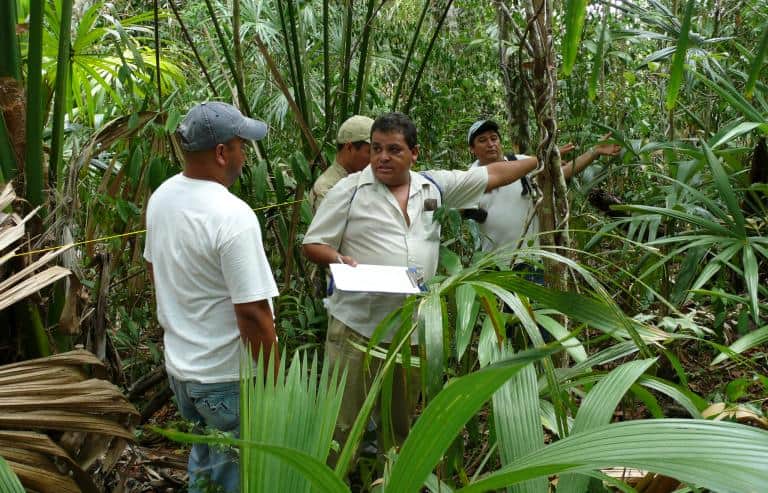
[144,102,279,493]
[466,119,620,253]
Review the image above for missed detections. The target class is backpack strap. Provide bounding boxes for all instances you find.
[418,172,444,205]
[506,152,532,197]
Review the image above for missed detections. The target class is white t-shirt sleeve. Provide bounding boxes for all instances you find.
[143,198,154,263]
[219,223,279,305]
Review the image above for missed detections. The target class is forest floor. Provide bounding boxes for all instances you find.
[106,333,767,492]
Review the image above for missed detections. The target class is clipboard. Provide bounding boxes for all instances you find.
[329,263,423,294]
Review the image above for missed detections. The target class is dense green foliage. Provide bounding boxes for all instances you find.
[1,0,767,491]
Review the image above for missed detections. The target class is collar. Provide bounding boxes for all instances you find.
[358,165,429,198]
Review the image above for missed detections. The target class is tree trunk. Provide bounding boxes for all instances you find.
[496,4,531,154]
[526,0,569,290]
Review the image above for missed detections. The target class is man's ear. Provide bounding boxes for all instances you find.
[411,144,419,163]
[214,143,227,165]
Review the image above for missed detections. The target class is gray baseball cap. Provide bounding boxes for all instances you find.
[467,119,500,146]
[177,102,268,151]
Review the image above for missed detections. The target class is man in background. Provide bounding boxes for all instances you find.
[466,119,621,252]
[309,115,374,211]
[144,102,279,493]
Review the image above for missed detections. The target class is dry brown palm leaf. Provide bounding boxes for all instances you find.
[0,348,103,368]
[0,184,72,314]
[0,410,135,439]
[0,351,138,492]
[0,365,88,386]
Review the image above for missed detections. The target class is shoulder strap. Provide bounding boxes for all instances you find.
[328,173,363,296]
[418,172,444,204]
[506,152,532,196]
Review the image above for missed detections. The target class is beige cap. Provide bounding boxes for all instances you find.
[337,115,374,144]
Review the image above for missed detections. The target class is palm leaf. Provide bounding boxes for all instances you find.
[0,456,23,493]
[239,349,345,493]
[742,245,760,321]
[745,22,768,98]
[459,420,768,493]
[711,325,768,365]
[154,428,351,493]
[0,350,137,491]
[455,284,479,361]
[558,358,657,493]
[562,0,588,76]
[665,0,695,110]
[616,204,731,236]
[419,293,446,400]
[701,140,746,238]
[488,345,547,493]
[695,72,766,122]
[384,347,556,492]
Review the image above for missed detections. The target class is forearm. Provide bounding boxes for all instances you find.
[485,156,539,191]
[235,300,280,373]
[302,243,356,266]
[562,149,599,180]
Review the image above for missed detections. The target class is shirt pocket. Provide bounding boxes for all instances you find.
[421,211,440,241]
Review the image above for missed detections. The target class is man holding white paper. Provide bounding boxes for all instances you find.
[302,112,543,460]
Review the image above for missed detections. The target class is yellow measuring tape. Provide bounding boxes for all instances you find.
[10,197,307,259]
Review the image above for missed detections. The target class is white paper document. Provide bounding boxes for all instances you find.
[329,263,422,294]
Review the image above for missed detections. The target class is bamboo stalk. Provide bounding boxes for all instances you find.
[403,0,455,114]
[338,0,354,120]
[353,0,378,115]
[232,0,245,109]
[168,0,218,97]
[323,0,330,133]
[285,0,309,125]
[153,0,162,110]
[0,114,16,182]
[24,0,45,206]
[49,0,74,191]
[391,0,430,111]
[203,0,252,116]
[254,36,320,159]
[275,0,299,108]
[0,0,20,80]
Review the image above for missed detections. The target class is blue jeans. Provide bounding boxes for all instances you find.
[167,375,240,493]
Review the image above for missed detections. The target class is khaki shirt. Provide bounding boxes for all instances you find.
[303,165,488,340]
[309,161,348,211]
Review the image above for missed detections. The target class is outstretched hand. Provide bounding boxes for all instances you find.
[559,143,576,155]
[593,132,621,157]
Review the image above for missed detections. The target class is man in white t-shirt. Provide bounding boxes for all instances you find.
[144,102,279,493]
[466,119,621,254]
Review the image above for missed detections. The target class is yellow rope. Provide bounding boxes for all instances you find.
[9,197,307,259]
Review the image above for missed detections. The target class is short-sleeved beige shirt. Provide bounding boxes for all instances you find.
[309,160,348,211]
[303,165,488,339]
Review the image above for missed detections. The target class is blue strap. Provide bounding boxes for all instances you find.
[418,172,443,204]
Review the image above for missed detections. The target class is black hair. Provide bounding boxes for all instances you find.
[371,112,418,149]
[469,120,500,146]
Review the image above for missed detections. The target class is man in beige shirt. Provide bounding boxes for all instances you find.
[302,112,545,463]
[308,115,374,211]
